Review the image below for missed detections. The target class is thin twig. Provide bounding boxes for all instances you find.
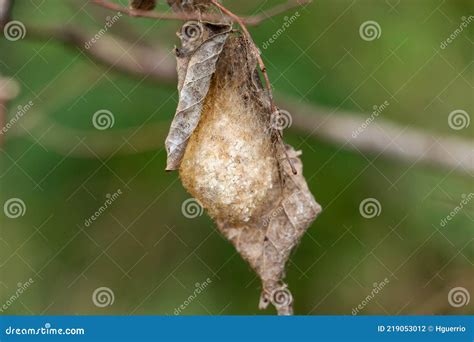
[211,0,274,105]
[245,0,311,26]
[91,0,310,26]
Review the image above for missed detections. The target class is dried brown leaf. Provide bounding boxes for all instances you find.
[165,22,231,170]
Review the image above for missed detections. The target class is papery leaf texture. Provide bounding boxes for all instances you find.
[165,22,231,170]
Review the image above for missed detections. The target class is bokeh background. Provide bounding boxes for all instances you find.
[0,0,472,315]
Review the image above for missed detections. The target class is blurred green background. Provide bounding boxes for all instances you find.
[0,0,472,315]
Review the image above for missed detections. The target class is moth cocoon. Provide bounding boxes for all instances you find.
[180,73,280,224]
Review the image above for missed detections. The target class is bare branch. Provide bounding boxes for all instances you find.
[0,76,20,146]
[0,0,14,28]
[10,23,473,176]
[244,0,311,26]
[91,0,310,26]
[92,0,216,21]
[26,25,176,83]
[283,97,473,175]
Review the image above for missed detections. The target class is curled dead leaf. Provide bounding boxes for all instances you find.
[165,22,231,170]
